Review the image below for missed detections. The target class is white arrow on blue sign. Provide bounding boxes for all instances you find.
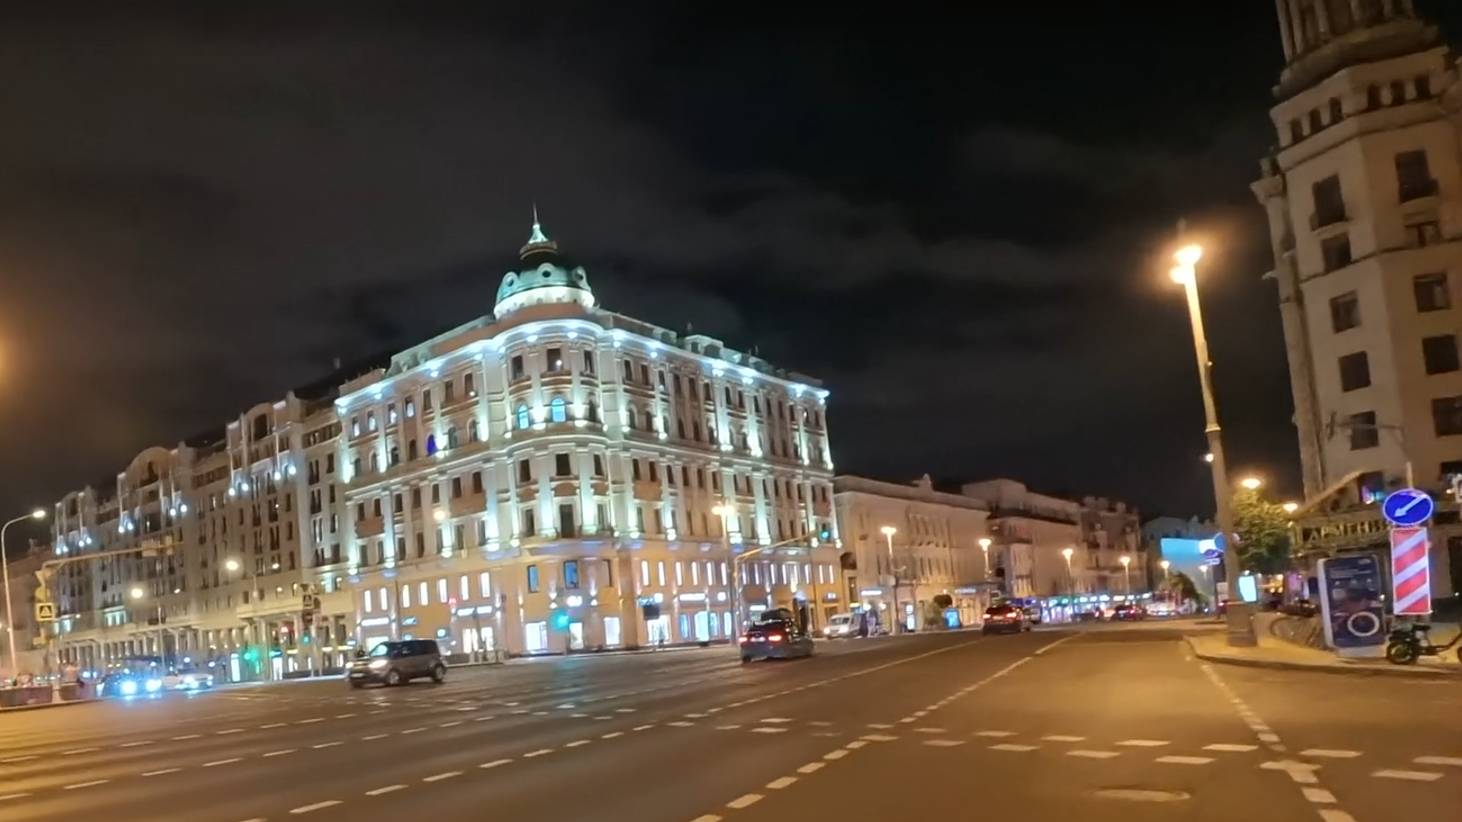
[1382,488,1434,527]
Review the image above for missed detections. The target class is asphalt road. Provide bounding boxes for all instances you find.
[0,624,1457,821]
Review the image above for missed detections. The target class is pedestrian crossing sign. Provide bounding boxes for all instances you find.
[34,601,57,622]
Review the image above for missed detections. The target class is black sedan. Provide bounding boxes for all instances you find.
[739,616,814,662]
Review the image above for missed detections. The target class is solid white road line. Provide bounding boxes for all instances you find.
[1300,749,1361,759]
[990,744,1039,752]
[1156,756,1214,765]
[289,800,342,814]
[365,784,406,796]
[726,794,763,809]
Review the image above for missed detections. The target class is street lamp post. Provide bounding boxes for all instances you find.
[880,526,899,634]
[1170,243,1257,647]
[2,509,47,681]
[713,504,737,648]
[1061,547,1075,623]
[1120,554,1132,597]
[1160,559,1171,587]
[978,537,991,579]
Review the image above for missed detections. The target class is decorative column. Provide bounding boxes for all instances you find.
[1276,0,1296,59]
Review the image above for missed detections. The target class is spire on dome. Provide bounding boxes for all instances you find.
[521,203,557,258]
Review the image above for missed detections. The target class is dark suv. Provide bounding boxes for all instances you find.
[348,639,446,687]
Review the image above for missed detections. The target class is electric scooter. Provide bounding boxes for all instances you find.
[1385,622,1462,665]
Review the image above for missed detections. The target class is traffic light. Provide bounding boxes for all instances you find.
[817,525,832,541]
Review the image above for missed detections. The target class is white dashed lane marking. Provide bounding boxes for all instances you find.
[726,794,763,809]
[1041,735,1084,742]
[990,744,1039,752]
[289,800,342,814]
[797,762,825,774]
[263,749,296,757]
[423,771,462,782]
[1155,756,1214,765]
[1300,749,1361,759]
[766,776,798,790]
[0,793,32,802]
[523,749,553,758]
[142,768,182,776]
[1302,787,1337,804]
[1372,769,1443,782]
[975,730,1016,738]
[203,758,242,768]
[479,759,513,769]
[365,784,407,796]
[119,740,155,747]
[63,779,110,790]
[313,741,343,749]
[922,740,965,748]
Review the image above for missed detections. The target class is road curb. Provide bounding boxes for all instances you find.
[1183,635,1461,679]
[0,697,99,713]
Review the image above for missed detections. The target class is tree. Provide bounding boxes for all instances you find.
[1231,488,1293,574]
[1165,570,1207,608]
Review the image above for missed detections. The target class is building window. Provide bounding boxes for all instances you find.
[526,565,540,593]
[549,397,567,423]
[1288,119,1302,143]
[1366,84,1382,109]
[522,508,537,537]
[1321,233,1352,272]
[444,380,455,404]
[1329,291,1359,332]
[632,459,642,481]
[563,559,580,589]
[1415,273,1451,312]
[559,504,576,538]
[469,419,480,443]
[471,471,483,494]
[405,398,415,418]
[1339,352,1371,392]
[1349,411,1379,450]
[626,407,637,430]
[518,458,532,483]
[1433,396,1462,437]
[479,571,491,597]
[1406,220,1442,248]
[1416,74,1433,99]
[451,477,463,498]
[437,578,448,604]
[1307,108,1322,133]
[555,453,572,477]
[1424,335,1460,375]
[511,355,525,380]
[582,350,595,376]
[1396,150,1437,201]
[446,426,459,449]
[422,388,432,411]
[1328,97,1342,124]
[622,360,634,382]
[593,454,605,476]
[1311,175,1346,228]
[1389,79,1406,106]
[426,434,438,456]
[546,347,563,373]
[516,405,530,430]
[464,373,476,396]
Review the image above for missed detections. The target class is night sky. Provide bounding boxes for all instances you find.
[4,3,1461,547]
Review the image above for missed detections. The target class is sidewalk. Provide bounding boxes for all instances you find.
[1186,614,1462,679]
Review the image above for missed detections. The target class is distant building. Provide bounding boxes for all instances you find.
[47,218,838,676]
[1253,0,1460,595]
[1,547,47,681]
[833,474,993,631]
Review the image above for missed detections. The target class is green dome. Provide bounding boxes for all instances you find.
[493,215,595,317]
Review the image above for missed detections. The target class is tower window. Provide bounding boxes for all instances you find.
[1366,84,1382,109]
[1328,97,1342,124]
[1416,75,1433,99]
[1396,150,1436,201]
[555,453,572,477]
[516,404,530,430]
[1389,80,1406,106]
[1433,396,1462,437]
[1338,351,1371,392]
[1320,233,1352,272]
[1329,291,1360,333]
[1413,273,1451,312]
[1405,221,1442,248]
[549,396,567,423]
[1423,335,1460,375]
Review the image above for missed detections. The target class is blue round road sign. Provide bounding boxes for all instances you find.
[1382,488,1434,527]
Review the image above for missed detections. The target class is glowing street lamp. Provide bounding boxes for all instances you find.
[1119,554,1132,595]
[978,537,992,579]
[880,526,899,634]
[1169,239,1255,647]
[1061,547,1076,618]
[1240,476,1263,491]
[1282,501,1299,515]
[224,558,241,573]
[2,508,48,679]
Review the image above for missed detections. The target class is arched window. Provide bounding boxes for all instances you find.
[446,426,459,449]
[469,419,480,443]
[425,434,438,456]
[516,404,530,430]
[587,400,599,423]
[626,407,638,430]
[369,452,379,473]
[550,397,567,423]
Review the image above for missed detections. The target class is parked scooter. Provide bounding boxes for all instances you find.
[1385,622,1462,665]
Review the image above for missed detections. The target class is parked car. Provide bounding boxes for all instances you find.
[739,615,815,662]
[981,604,1031,635]
[1280,599,1318,618]
[348,639,446,687]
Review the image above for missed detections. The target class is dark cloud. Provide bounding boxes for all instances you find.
[3,2,1459,540]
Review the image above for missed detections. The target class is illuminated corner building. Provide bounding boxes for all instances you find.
[332,217,838,655]
[1253,0,1460,595]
